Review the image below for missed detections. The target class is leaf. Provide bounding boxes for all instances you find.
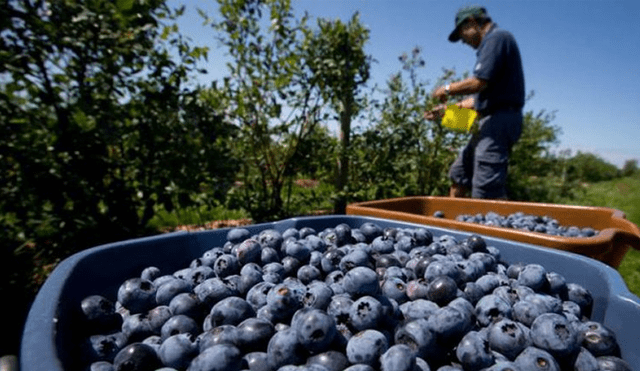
[116,0,134,11]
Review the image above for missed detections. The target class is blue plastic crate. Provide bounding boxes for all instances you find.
[21,215,640,371]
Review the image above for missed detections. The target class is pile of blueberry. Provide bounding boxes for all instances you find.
[79,222,631,371]
[432,211,599,238]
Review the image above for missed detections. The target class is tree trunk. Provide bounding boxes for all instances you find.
[334,99,353,214]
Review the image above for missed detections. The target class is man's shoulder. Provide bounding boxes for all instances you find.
[487,26,517,43]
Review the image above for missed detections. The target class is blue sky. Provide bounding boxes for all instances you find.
[170,0,640,168]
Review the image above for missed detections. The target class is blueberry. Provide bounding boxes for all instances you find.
[475,294,512,327]
[140,266,161,282]
[156,278,193,306]
[574,347,599,371]
[346,329,389,367]
[483,361,519,371]
[566,283,594,319]
[327,294,354,327]
[596,355,632,371]
[424,260,461,285]
[488,318,531,360]
[214,254,240,278]
[263,262,286,283]
[235,238,262,265]
[358,222,383,243]
[267,327,306,370]
[112,343,162,371]
[226,227,251,244]
[340,249,374,272]
[427,305,473,347]
[88,361,116,371]
[371,235,395,254]
[306,350,350,371]
[475,274,502,296]
[260,247,280,265]
[117,278,157,314]
[455,330,494,371]
[512,299,547,328]
[258,229,284,250]
[394,235,416,253]
[266,283,302,318]
[158,333,198,370]
[342,266,380,297]
[80,295,123,334]
[433,210,445,218]
[236,317,275,352]
[530,313,579,359]
[297,264,322,284]
[209,296,256,327]
[293,308,337,354]
[282,256,303,277]
[302,281,334,311]
[380,277,408,304]
[304,234,327,252]
[426,275,458,306]
[514,346,560,371]
[246,281,275,311]
[349,295,383,332]
[187,344,242,371]
[405,279,430,301]
[517,264,548,292]
[186,266,216,286]
[394,319,441,362]
[286,240,312,262]
[243,352,270,371]
[197,324,240,350]
[379,344,416,371]
[193,277,239,308]
[122,310,164,343]
[320,249,345,274]
[82,332,128,363]
[160,314,200,341]
[577,321,620,357]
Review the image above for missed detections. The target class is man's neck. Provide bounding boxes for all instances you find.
[480,22,494,39]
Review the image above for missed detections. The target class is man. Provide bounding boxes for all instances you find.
[426,5,525,199]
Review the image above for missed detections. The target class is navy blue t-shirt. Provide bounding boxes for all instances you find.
[473,24,525,114]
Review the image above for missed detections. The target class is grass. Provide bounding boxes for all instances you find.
[562,175,640,297]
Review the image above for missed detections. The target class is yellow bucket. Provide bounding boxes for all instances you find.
[441,105,478,132]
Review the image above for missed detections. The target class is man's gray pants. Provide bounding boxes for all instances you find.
[448,110,523,199]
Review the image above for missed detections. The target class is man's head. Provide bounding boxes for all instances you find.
[448,5,492,47]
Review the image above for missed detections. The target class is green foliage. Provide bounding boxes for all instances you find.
[1,0,239,353]
[350,49,468,201]
[210,0,328,222]
[506,110,581,202]
[304,12,372,213]
[564,151,620,183]
[622,159,639,177]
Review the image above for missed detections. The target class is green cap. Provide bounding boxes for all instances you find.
[448,5,488,42]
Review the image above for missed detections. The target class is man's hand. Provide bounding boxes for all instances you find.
[424,103,447,121]
[432,85,448,102]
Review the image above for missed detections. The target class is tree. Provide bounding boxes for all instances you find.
[622,159,638,177]
[1,0,238,353]
[304,12,372,214]
[565,151,620,183]
[209,0,326,221]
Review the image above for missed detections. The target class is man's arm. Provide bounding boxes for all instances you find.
[433,76,487,101]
